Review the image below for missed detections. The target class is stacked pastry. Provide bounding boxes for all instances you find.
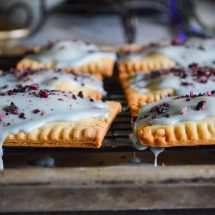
[119,38,215,148]
[0,40,121,160]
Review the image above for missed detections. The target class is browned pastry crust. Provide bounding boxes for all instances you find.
[4,101,122,148]
[125,88,174,116]
[136,117,215,147]
[119,67,174,115]
[17,57,115,78]
[118,47,177,115]
[118,52,176,79]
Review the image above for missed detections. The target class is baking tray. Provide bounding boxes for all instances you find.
[1,57,215,213]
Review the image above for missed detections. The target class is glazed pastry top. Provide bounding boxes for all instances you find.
[129,64,215,95]
[0,87,109,145]
[26,40,116,67]
[121,38,215,67]
[134,92,215,126]
[0,69,106,95]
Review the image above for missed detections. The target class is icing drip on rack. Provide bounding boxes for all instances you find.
[130,92,215,164]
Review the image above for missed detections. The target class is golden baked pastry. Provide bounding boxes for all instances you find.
[131,92,215,147]
[121,65,215,115]
[0,88,121,149]
[17,40,116,78]
[118,38,215,79]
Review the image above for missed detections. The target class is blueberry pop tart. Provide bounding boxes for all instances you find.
[131,92,215,148]
[17,40,116,78]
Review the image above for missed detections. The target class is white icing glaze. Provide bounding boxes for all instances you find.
[130,152,141,163]
[150,147,164,167]
[0,90,109,169]
[27,40,116,67]
[0,69,106,95]
[135,95,215,126]
[129,67,215,95]
[122,39,215,67]
[129,134,164,166]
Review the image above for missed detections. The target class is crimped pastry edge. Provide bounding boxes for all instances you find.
[3,101,122,148]
[17,57,115,78]
[118,53,176,79]
[136,116,215,147]
[125,88,174,116]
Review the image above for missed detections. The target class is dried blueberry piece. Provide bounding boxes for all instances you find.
[33,109,40,114]
[72,95,77,100]
[181,81,193,86]
[30,84,39,90]
[157,105,167,114]
[4,102,19,115]
[12,88,19,93]
[7,90,14,95]
[164,114,169,118]
[162,102,169,107]
[196,101,206,111]
[188,63,198,68]
[39,90,49,98]
[89,98,94,102]
[19,112,26,119]
[78,91,84,98]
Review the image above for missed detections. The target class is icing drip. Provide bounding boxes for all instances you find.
[122,39,215,67]
[150,147,164,167]
[0,69,106,95]
[27,40,116,67]
[129,134,164,166]
[130,65,215,95]
[130,152,141,163]
[0,88,109,170]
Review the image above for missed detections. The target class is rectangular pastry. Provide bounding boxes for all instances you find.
[122,64,215,115]
[119,38,215,80]
[0,87,121,150]
[131,92,215,148]
[0,69,106,100]
[16,40,116,77]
